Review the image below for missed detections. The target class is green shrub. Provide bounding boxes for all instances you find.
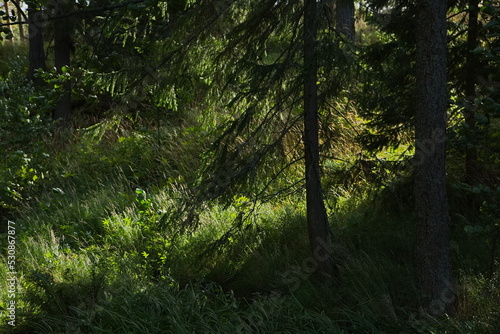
[0,53,54,219]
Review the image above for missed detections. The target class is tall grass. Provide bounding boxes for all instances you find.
[1,115,498,333]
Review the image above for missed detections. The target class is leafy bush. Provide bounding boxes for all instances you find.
[0,52,54,218]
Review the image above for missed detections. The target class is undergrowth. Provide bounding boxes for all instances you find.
[0,70,498,332]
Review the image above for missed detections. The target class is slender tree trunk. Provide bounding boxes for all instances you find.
[10,0,27,40]
[53,2,73,128]
[304,0,336,281]
[17,7,25,40]
[464,0,480,213]
[28,6,46,84]
[414,0,454,315]
[4,1,10,24]
[335,0,355,42]
[4,0,12,41]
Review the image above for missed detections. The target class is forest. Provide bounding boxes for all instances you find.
[0,0,499,332]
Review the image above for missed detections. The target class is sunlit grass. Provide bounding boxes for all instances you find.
[2,182,498,333]
[1,116,498,333]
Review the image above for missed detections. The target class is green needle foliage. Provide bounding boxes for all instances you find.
[1,0,500,332]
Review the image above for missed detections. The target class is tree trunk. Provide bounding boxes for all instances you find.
[53,3,73,128]
[4,1,10,24]
[335,0,355,42]
[464,0,480,213]
[9,0,27,40]
[28,6,46,84]
[17,6,25,40]
[304,0,336,281]
[4,0,12,42]
[414,0,454,315]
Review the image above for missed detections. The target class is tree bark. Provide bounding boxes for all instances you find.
[53,2,73,128]
[4,1,10,24]
[304,0,336,281]
[28,6,46,84]
[9,0,27,40]
[335,0,355,42]
[414,0,454,315]
[464,0,480,213]
[4,0,12,41]
[16,4,25,40]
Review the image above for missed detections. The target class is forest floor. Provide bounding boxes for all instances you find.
[1,120,499,334]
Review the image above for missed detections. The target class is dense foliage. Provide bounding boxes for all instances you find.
[1,0,499,332]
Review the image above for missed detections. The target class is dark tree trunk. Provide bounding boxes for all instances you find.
[304,0,336,281]
[28,6,46,84]
[464,0,480,213]
[414,0,454,315]
[53,4,73,128]
[335,0,355,42]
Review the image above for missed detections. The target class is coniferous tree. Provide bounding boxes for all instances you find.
[463,0,480,212]
[28,3,46,83]
[304,0,336,279]
[53,0,74,127]
[336,0,355,42]
[414,0,454,315]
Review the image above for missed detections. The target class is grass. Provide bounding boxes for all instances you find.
[1,108,499,333]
